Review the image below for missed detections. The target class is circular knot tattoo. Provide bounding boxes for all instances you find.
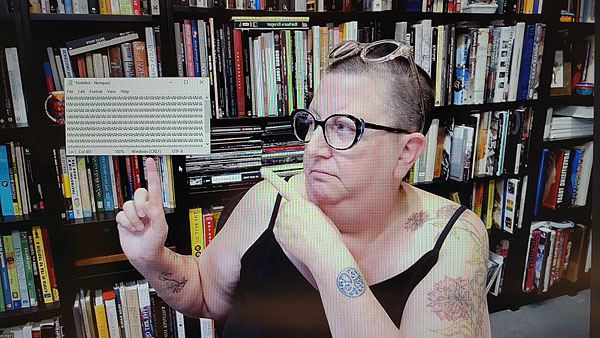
[337,268,366,298]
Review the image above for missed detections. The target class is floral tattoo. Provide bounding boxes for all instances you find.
[405,210,430,231]
[425,207,488,337]
[337,268,366,298]
[160,273,188,294]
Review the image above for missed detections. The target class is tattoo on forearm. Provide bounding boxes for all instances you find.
[336,268,365,298]
[160,273,188,294]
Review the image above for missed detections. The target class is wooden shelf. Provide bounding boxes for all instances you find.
[433,100,538,116]
[62,208,176,226]
[543,136,594,148]
[28,13,158,22]
[0,302,62,328]
[0,213,46,230]
[172,6,392,20]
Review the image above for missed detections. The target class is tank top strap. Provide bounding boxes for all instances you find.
[267,176,292,231]
[432,205,468,254]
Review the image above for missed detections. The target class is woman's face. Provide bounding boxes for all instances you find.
[303,73,400,206]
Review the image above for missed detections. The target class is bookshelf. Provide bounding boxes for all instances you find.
[0,0,596,336]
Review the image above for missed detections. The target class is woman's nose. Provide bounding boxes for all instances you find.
[304,126,332,158]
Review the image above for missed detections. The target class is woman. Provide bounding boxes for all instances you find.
[117,39,491,337]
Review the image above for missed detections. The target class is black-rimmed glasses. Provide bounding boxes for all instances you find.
[292,109,411,150]
[328,39,426,132]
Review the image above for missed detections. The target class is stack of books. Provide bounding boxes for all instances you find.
[0,48,27,128]
[0,142,44,217]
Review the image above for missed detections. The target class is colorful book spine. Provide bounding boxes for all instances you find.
[3,235,21,309]
[19,232,37,307]
[0,238,11,310]
[99,156,115,211]
[32,227,53,304]
[41,228,59,302]
[11,231,30,308]
[0,145,15,216]
[190,208,204,257]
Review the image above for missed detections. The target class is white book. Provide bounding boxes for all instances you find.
[110,0,121,14]
[517,175,528,229]
[434,24,446,107]
[80,290,97,338]
[79,0,89,13]
[584,228,592,272]
[574,142,593,207]
[449,126,465,181]
[73,293,85,338]
[76,156,92,218]
[176,311,186,338]
[108,156,118,211]
[463,126,474,181]
[117,283,132,338]
[413,23,423,68]
[370,0,382,11]
[174,23,184,77]
[469,113,480,179]
[91,53,102,77]
[507,22,525,101]
[14,145,29,215]
[4,48,28,126]
[22,324,33,338]
[473,28,489,104]
[199,318,214,338]
[56,0,66,13]
[420,20,432,76]
[496,111,509,177]
[86,160,97,214]
[11,231,30,308]
[253,38,265,117]
[105,295,121,338]
[102,55,110,77]
[54,55,66,87]
[59,47,75,78]
[503,179,519,234]
[312,26,320,94]
[542,229,556,292]
[294,31,307,109]
[120,43,135,78]
[425,119,439,182]
[295,0,307,11]
[265,32,278,116]
[125,282,143,338]
[347,21,358,41]
[72,0,80,13]
[197,20,209,78]
[66,156,84,219]
[46,47,62,91]
[493,27,514,102]
[145,27,159,78]
[248,35,256,115]
[394,22,408,43]
[208,18,220,117]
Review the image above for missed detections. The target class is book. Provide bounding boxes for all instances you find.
[94,289,110,338]
[125,282,143,338]
[66,32,140,56]
[32,227,53,304]
[19,231,37,307]
[3,235,21,309]
[11,230,30,308]
[0,237,12,310]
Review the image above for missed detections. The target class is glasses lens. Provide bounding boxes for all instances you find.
[330,41,359,60]
[293,111,315,143]
[325,115,359,150]
[362,42,401,60]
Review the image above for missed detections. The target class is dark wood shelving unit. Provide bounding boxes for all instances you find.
[2,0,596,335]
[543,136,594,148]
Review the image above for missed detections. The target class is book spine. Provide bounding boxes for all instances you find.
[132,41,149,77]
[0,145,15,216]
[19,232,37,307]
[191,20,201,77]
[516,24,535,101]
[58,148,73,218]
[85,157,97,213]
[197,20,209,78]
[99,156,115,211]
[113,156,124,210]
[67,156,84,219]
[137,282,154,338]
[524,229,541,292]
[11,231,30,308]
[145,27,159,78]
[14,145,29,215]
[7,142,21,215]
[190,208,204,256]
[132,0,141,14]
[27,233,43,306]
[233,29,246,117]
[203,212,215,247]
[4,48,27,126]
[108,156,119,211]
[91,156,105,212]
[174,23,185,77]
[76,156,93,217]
[0,238,12,310]
[120,43,135,78]
[3,235,21,309]
[41,228,59,302]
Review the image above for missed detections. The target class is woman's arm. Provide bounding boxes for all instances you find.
[309,246,400,337]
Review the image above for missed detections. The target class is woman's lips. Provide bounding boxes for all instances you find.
[310,170,337,177]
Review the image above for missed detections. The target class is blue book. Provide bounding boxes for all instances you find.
[0,240,12,310]
[516,25,536,101]
[0,146,15,217]
[567,149,585,207]
[453,33,470,105]
[405,0,422,11]
[99,156,114,211]
[191,20,201,78]
[534,149,549,216]
[65,0,73,13]
[532,0,539,14]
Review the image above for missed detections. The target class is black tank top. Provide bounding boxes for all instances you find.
[216,185,467,337]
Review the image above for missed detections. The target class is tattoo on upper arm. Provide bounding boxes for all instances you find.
[425,217,488,338]
[405,210,430,231]
[160,273,188,294]
[336,268,365,298]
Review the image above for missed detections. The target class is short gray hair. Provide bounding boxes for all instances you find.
[324,52,434,135]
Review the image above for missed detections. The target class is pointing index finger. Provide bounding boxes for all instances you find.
[260,167,299,201]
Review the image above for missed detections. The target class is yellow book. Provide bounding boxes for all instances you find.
[213,210,222,229]
[32,227,53,304]
[167,156,175,208]
[3,236,20,307]
[190,208,204,257]
[99,0,109,14]
[524,0,534,14]
[450,192,461,205]
[9,142,22,216]
[94,289,110,338]
[486,180,495,229]
[59,148,72,200]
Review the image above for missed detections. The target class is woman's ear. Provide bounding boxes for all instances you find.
[393,133,427,180]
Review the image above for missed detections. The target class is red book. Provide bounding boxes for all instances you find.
[343,0,351,11]
[203,213,215,247]
[76,55,87,78]
[103,289,116,301]
[112,156,124,210]
[558,228,573,281]
[132,0,142,15]
[124,156,134,200]
[132,155,142,190]
[233,29,246,117]
[541,149,565,210]
[525,229,541,292]
[41,228,59,302]
[183,20,194,77]
[132,41,149,78]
